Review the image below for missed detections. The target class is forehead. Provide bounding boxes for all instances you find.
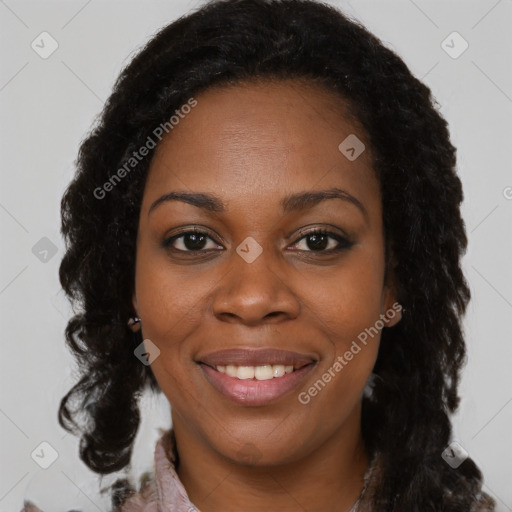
[143,79,379,217]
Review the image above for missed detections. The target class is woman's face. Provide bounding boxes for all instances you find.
[133,79,400,465]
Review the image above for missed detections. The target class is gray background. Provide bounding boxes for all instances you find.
[1,0,511,510]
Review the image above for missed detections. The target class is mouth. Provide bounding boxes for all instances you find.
[196,348,317,406]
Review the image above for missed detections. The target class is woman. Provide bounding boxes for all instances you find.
[22,0,496,510]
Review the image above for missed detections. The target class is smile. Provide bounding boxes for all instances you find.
[196,348,317,406]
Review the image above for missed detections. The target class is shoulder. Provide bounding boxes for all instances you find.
[111,474,159,512]
[19,473,158,512]
[470,491,496,511]
[20,502,45,512]
[20,502,83,512]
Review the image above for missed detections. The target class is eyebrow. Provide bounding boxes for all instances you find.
[148,187,368,220]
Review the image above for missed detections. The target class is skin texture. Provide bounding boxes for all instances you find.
[132,79,401,512]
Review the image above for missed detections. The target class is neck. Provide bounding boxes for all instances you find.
[172,405,370,512]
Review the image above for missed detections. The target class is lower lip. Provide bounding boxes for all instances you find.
[199,363,315,406]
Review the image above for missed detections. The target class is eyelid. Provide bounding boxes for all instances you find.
[292,224,352,243]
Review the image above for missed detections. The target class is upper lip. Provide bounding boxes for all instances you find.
[197,348,316,369]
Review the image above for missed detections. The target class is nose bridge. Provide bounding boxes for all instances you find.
[212,236,298,323]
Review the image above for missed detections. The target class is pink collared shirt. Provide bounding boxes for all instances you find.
[21,428,366,512]
[112,428,199,512]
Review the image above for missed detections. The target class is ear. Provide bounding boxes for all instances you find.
[381,254,403,328]
[381,286,403,327]
[132,291,138,315]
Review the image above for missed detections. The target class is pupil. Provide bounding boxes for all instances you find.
[185,233,206,250]
[307,234,327,251]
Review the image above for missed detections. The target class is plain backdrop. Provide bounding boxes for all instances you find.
[1,0,511,510]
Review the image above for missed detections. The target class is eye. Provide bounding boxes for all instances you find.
[289,229,353,253]
[162,228,223,252]
[162,227,353,255]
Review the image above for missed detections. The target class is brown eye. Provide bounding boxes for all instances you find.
[163,229,223,252]
[290,229,353,253]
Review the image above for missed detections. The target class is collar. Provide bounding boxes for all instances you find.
[152,427,200,512]
[139,428,372,512]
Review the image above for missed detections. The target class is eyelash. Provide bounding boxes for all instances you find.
[162,227,353,255]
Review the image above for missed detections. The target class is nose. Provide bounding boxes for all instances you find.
[212,242,300,326]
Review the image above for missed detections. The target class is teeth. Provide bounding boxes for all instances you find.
[255,365,273,380]
[273,365,286,378]
[216,364,297,379]
[237,366,255,380]
[225,365,238,377]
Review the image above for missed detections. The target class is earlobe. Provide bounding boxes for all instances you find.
[128,292,142,332]
[383,299,403,327]
[127,316,142,332]
[382,253,403,327]
[382,281,403,328]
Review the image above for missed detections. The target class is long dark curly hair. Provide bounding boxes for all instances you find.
[57,0,495,510]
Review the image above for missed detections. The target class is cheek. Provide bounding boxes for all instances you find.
[299,249,384,399]
[134,251,207,339]
[299,263,383,417]
[134,255,200,406]
[133,259,202,399]
[304,250,385,339]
